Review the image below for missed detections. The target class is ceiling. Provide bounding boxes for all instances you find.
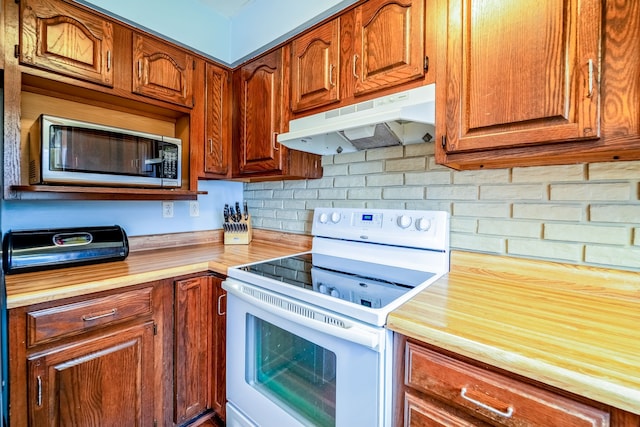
[197,0,255,17]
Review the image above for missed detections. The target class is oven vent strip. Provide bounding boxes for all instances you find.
[243,285,348,329]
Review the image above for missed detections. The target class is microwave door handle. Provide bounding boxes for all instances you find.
[224,280,382,351]
[144,158,163,165]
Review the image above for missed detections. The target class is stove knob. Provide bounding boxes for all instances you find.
[318,213,329,224]
[329,288,340,298]
[318,283,328,294]
[397,214,412,229]
[415,217,432,231]
[330,212,341,223]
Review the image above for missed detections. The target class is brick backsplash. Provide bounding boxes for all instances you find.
[244,143,640,271]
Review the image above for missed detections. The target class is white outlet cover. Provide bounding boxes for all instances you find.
[162,201,174,218]
[189,201,200,217]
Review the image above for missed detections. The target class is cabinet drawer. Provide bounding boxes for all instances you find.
[405,391,490,427]
[27,287,153,346]
[406,342,610,427]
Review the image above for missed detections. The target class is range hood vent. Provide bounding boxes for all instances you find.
[277,84,435,155]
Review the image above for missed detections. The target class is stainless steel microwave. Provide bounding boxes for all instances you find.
[29,115,182,188]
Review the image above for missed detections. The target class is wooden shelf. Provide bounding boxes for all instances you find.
[10,185,205,201]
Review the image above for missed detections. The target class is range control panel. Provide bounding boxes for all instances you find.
[312,207,449,251]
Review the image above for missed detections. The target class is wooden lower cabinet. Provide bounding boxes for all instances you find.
[8,281,163,427]
[396,336,640,427]
[8,273,228,427]
[28,322,155,426]
[173,273,227,425]
[173,273,226,425]
[404,391,491,427]
[174,275,212,424]
[211,275,227,422]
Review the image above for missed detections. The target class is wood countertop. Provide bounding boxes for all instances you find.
[7,236,639,415]
[387,251,640,416]
[5,236,310,309]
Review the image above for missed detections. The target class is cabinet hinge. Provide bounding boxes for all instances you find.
[153,323,157,335]
[14,45,19,58]
[424,56,429,72]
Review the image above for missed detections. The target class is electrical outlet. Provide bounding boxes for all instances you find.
[189,201,200,217]
[162,201,174,218]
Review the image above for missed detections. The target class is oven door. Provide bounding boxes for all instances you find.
[224,279,393,427]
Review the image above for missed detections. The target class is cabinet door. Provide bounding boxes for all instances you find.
[438,0,601,157]
[211,275,227,421]
[27,322,155,427]
[174,276,212,424]
[19,0,114,86]
[291,18,341,112]
[235,48,285,174]
[204,62,231,175]
[352,0,425,96]
[132,33,194,107]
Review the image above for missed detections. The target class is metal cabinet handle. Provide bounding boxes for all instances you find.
[138,60,142,78]
[460,387,513,418]
[208,138,214,154]
[587,59,594,98]
[217,293,226,316]
[107,50,112,71]
[329,64,335,86]
[352,54,359,78]
[36,376,42,407]
[82,308,117,321]
[272,132,279,151]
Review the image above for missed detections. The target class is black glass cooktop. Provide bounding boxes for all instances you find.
[239,253,435,308]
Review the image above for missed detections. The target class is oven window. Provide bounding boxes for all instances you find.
[247,315,336,427]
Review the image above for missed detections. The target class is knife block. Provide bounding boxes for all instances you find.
[223,215,252,245]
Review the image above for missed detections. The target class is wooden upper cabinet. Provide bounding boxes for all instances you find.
[132,33,194,107]
[204,62,231,176]
[235,48,286,174]
[352,0,426,96]
[438,0,602,159]
[19,0,114,86]
[291,18,341,113]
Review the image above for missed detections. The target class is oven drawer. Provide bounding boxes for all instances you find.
[27,286,154,346]
[405,342,610,427]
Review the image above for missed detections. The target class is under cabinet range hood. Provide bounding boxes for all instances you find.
[277,84,436,155]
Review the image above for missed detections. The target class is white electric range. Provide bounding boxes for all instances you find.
[224,207,450,427]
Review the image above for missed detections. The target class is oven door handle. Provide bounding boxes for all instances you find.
[225,280,383,351]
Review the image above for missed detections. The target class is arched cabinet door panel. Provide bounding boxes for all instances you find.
[20,0,114,86]
[291,18,341,112]
[132,33,194,107]
[353,0,426,96]
[235,48,285,174]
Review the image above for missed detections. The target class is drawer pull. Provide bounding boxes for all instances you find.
[82,308,117,321]
[460,387,513,418]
